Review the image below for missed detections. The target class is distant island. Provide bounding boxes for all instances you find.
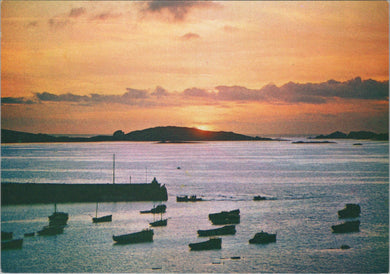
[2,127,387,143]
[314,131,388,141]
[1,126,277,143]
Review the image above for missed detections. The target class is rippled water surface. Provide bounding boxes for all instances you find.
[1,140,389,272]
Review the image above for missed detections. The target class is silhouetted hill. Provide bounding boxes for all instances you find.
[1,126,273,143]
[124,126,271,141]
[315,131,388,141]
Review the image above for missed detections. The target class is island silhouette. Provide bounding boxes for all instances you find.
[1,126,275,143]
[1,126,388,143]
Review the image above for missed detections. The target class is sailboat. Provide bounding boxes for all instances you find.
[92,154,115,223]
[92,202,112,223]
[149,211,167,227]
[48,203,69,226]
[149,201,168,227]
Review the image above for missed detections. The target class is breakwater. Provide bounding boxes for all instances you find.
[1,181,168,205]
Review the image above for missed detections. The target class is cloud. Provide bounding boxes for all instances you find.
[151,86,169,97]
[215,86,266,101]
[142,0,216,22]
[91,11,122,21]
[123,88,149,99]
[1,97,35,105]
[183,87,212,97]
[278,77,389,102]
[48,18,69,29]
[2,78,387,108]
[180,32,200,41]
[69,7,86,18]
[35,92,89,102]
[222,25,239,33]
[26,21,39,28]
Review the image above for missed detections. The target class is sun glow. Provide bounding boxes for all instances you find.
[195,125,213,131]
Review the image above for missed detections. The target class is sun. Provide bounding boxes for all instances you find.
[195,125,213,131]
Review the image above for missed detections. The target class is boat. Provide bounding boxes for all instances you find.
[208,209,240,225]
[176,195,203,202]
[93,214,112,223]
[1,231,13,241]
[197,225,236,237]
[48,204,68,226]
[189,238,222,251]
[24,232,35,237]
[92,203,112,223]
[140,204,167,214]
[331,220,360,233]
[37,225,65,236]
[1,238,23,250]
[149,219,168,227]
[113,229,154,244]
[249,231,277,244]
[253,195,267,201]
[338,204,361,219]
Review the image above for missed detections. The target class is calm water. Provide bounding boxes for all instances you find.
[1,140,389,273]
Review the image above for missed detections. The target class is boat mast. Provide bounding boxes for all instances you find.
[95,202,98,218]
[113,154,115,184]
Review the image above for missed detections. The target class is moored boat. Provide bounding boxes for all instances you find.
[140,204,166,214]
[253,195,267,201]
[338,204,361,219]
[113,229,154,244]
[1,231,13,241]
[189,238,222,251]
[93,215,112,223]
[249,231,277,244]
[1,238,23,250]
[197,225,236,237]
[37,225,65,236]
[209,209,240,225]
[176,195,203,202]
[149,219,168,227]
[24,232,35,237]
[49,204,69,226]
[92,202,112,223]
[331,220,360,233]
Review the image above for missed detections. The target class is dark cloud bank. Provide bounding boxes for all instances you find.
[2,77,388,106]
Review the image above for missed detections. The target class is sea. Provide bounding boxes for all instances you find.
[1,139,388,273]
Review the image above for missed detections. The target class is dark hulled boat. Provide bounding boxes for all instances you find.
[338,204,361,219]
[113,229,154,244]
[49,204,69,226]
[189,238,222,251]
[1,238,23,250]
[331,220,360,233]
[37,225,65,236]
[249,231,277,244]
[253,195,267,201]
[1,231,13,241]
[93,215,112,223]
[209,209,240,225]
[149,219,168,227]
[176,195,203,202]
[92,203,112,223]
[140,204,166,214]
[197,225,236,237]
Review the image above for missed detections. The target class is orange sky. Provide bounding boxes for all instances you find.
[1,1,389,136]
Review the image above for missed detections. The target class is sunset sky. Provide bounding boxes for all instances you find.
[1,1,388,136]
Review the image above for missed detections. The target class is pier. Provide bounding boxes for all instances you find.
[1,181,168,205]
